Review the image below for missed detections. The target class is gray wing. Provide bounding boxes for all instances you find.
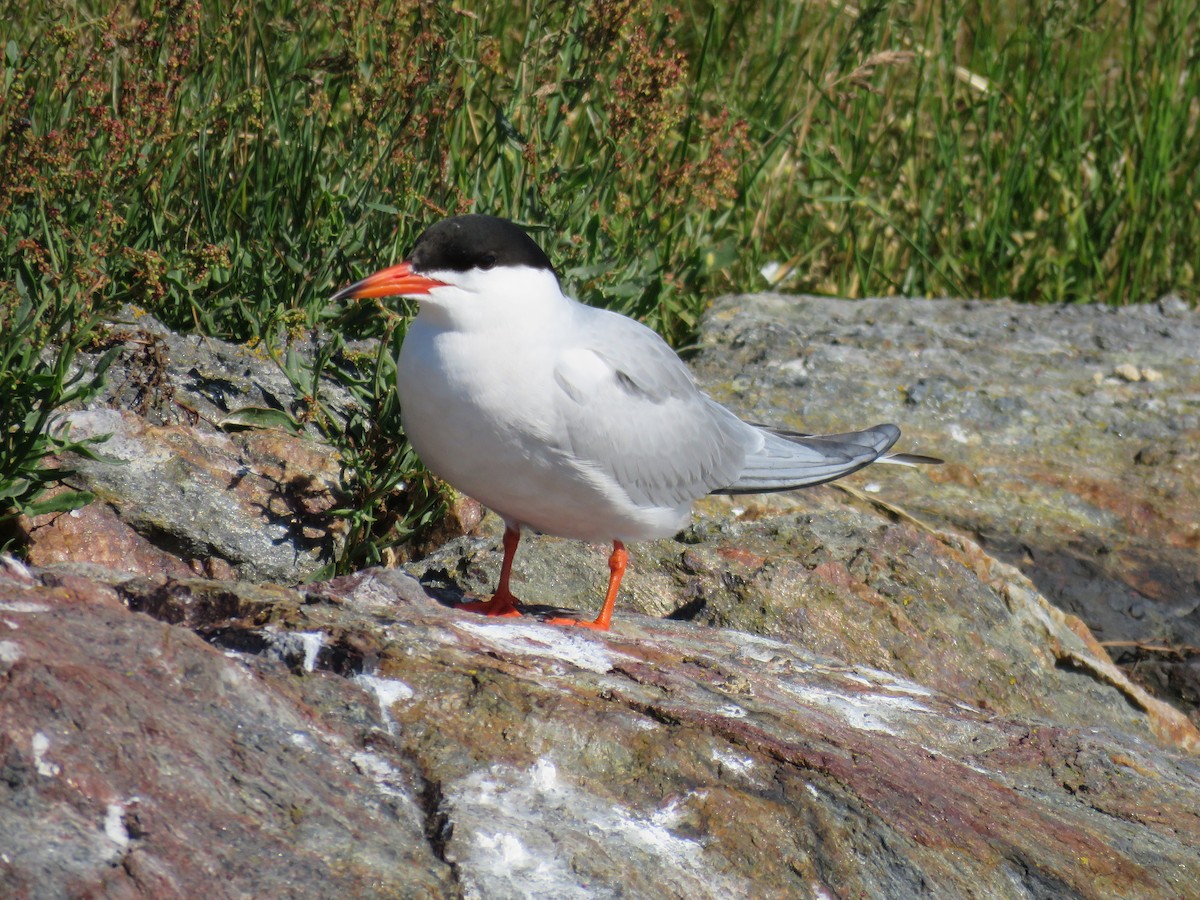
[553,305,754,509]
[553,304,914,506]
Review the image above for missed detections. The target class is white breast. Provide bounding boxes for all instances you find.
[396,314,691,543]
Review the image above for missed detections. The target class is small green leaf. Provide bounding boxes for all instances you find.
[22,490,96,517]
[0,480,32,502]
[218,406,303,434]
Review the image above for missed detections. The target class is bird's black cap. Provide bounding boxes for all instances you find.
[408,215,556,277]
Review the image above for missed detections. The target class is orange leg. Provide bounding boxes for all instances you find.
[454,524,523,618]
[546,540,626,632]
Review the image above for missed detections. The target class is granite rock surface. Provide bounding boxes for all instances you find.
[4,295,1199,897]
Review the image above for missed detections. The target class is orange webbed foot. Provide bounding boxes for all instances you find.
[541,541,624,632]
[543,615,611,631]
[454,589,522,618]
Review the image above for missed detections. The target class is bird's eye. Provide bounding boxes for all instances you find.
[479,253,497,270]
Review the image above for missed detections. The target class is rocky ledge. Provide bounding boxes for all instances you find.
[2,295,1198,897]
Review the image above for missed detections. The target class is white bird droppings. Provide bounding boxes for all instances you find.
[261,628,326,672]
[351,750,412,800]
[779,681,933,737]
[295,631,325,673]
[711,747,756,778]
[352,673,415,734]
[32,732,60,778]
[0,601,49,614]
[449,757,749,898]
[0,639,21,665]
[948,423,973,444]
[104,804,130,847]
[456,619,617,674]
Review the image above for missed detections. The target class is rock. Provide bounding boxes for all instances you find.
[24,311,349,581]
[75,306,359,432]
[0,558,452,897]
[2,559,1198,897]
[409,501,1196,752]
[7,294,1200,895]
[695,294,1200,721]
[26,408,344,582]
[1158,293,1191,317]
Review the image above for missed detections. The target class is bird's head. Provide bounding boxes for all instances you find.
[332,215,562,324]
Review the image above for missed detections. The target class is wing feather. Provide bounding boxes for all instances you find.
[715,424,902,493]
[551,303,929,506]
[553,306,753,509]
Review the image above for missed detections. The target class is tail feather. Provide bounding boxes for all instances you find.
[879,451,944,467]
[714,423,939,495]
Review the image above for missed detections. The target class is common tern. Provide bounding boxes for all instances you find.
[333,214,939,630]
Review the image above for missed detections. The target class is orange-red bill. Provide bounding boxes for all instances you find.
[332,261,448,302]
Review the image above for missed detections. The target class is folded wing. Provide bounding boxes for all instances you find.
[553,304,927,509]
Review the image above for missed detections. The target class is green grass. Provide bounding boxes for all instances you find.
[2,0,1197,564]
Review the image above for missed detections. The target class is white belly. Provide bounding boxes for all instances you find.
[396,321,689,542]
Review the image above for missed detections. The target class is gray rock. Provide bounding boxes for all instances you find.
[0,558,452,897]
[26,406,344,582]
[693,294,1200,714]
[74,306,360,432]
[2,559,1198,898]
[8,294,1200,896]
[409,500,1193,751]
[28,310,351,581]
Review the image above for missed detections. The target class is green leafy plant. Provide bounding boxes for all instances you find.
[268,319,444,575]
[0,287,115,548]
